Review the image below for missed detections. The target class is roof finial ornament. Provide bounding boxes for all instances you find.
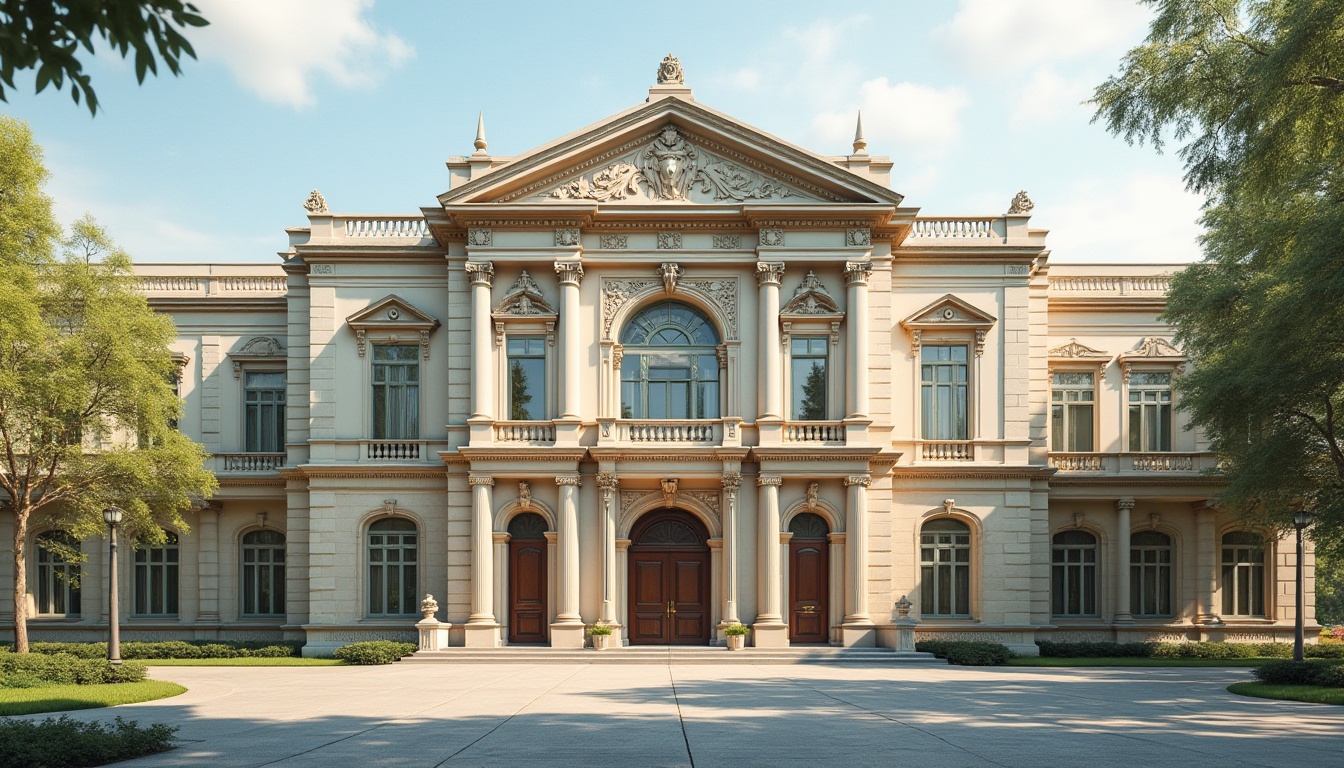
[1008,190,1034,214]
[853,111,867,155]
[657,54,684,85]
[303,190,328,214]
[473,112,488,155]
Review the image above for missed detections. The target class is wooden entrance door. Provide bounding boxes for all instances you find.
[789,512,830,644]
[507,512,548,644]
[628,511,711,645]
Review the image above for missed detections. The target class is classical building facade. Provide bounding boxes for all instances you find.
[2,60,1315,655]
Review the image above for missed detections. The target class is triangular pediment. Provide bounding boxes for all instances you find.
[346,295,440,331]
[440,97,904,207]
[781,271,842,317]
[900,295,997,330]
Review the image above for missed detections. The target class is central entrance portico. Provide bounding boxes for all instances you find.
[628,509,712,644]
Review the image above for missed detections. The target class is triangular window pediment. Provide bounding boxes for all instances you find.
[900,295,997,331]
[781,271,842,318]
[492,271,556,317]
[346,295,440,358]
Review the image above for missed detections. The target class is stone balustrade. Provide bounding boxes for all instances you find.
[1128,453,1197,472]
[340,216,430,239]
[138,273,288,296]
[494,422,556,444]
[619,420,718,444]
[1049,452,1207,473]
[782,421,847,444]
[363,441,424,461]
[919,441,975,461]
[1048,452,1105,471]
[1049,275,1173,295]
[216,453,286,472]
[908,218,998,239]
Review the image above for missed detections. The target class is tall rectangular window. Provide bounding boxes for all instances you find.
[134,533,179,617]
[244,371,286,452]
[791,337,828,420]
[1131,531,1173,616]
[241,530,286,617]
[506,338,546,420]
[1128,372,1172,451]
[921,346,968,439]
[372,345,419,439]
[1051,372,1095,451]
[1222,532,1265,616]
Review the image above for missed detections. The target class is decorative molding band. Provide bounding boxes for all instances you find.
[468,475,496,486]
[757,475,783,487]
[845,475,871,487]
[555,475,583,487]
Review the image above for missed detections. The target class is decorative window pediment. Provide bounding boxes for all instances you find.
[492,271,557,317]
[346,295,440,358]
[228,336,285,378]
[900,295,996,356]
[1118,337,1186,379]
[1048,338,1110,374]
[780,271,842,318]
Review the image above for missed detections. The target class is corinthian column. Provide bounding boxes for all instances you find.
[844,261,872,420]
[756,262,785,421]
[465,262,494,421]
[1114,498,1135,624]
[465,475,497,647]
[597,472,619,626]
[722,472,742,624]
[554,261,584,421]
[756,475,783,623]
[555,475,582,622]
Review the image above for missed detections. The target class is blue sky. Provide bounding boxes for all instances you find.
[3,0,1203,264]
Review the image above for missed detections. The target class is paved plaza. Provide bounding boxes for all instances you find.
[34,663,1344,767]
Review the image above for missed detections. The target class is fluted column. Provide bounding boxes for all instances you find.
[756,475,784,623]
[467,475,495,623]
[723,472,742,624]
[466,262,494,420]
[554,261,584,420]
[756,262,785,420]
[1114,498,1135,624]
[844,261,872,420]
[845,474,871,623]
[597,472,619,625]
[1195,502,1222,624]
[556,475,582,623]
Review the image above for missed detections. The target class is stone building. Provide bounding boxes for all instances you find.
[1,59,1314,655]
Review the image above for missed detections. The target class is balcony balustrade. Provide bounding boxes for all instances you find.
[215,452,286,472]
[782,421,847,445]
[494,421,557,444]
[919,441,975,461]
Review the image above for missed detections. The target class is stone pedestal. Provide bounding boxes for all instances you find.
[550,623,585,649]
[894,619,917,652]
[417,618,452,651]
[463,623,500,648]
[840,623,876,648]
[751,622,789,648]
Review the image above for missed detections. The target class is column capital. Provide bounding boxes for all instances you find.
[755,262,785,287]
[845,474,871,488]
[554,260,584,285]
[756,474,783,487]
[556,474,582,487]
[1116,497,1136,512]
[465,261,494,287]
[596,471,619,491]
[844,260,873,286]
[722,471,742,490]
[468,474,495,487]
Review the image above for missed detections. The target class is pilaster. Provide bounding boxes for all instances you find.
[842,474,875,647]
[551,474,584,648]
[754,474,788,647]
[1114,498,1134,624]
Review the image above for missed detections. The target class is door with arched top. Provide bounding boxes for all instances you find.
[628,510,711,645]
[789,512,830,644]
[508,513,548,644]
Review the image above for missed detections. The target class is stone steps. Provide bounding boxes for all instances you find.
[403,646,943,665]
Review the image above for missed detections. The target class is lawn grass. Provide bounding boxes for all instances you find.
[1227,682,1344,705]
[1008,657,1272,668]
[0,681,186,716]
[137,657,343,667]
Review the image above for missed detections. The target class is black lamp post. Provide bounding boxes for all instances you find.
[1293,510,1313,663]
[103,506,123,666]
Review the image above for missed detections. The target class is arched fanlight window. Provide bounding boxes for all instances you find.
[619,301,721,419]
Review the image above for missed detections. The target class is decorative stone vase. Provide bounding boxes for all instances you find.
[726,635,745,651]
[592,634,611,650]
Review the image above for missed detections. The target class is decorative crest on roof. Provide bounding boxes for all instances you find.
[657,54,684,85]
[304,190,328,214]
[1131,337,1183,357]
[1008,190,1034,214]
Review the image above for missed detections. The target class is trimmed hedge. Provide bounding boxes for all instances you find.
[916,640,1014,666]
[1254,660,1344,687]
[332,640,418,665]
[0,716,176,768]
[1035,641,1344,659]
[0,652,147,687]
[4,640,303,660]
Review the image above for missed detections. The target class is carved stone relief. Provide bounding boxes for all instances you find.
[712,235,740,249]
[846,228,872,247]
[781,271,840,315]
[493,271,555,316]
[759,228,784,247]
[467,228,492,247]
[1008,190,1035,214]
[602,277,738,340]
[657,231,682,249]
[303,190,328,214]
[657,54,684,85]
[599,234,628,249]
[1049,339,1108,358]
[554,228,580,247]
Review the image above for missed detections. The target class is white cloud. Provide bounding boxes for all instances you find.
[1042,173,1205,263]
[935,0,1151,76]
[812,77,970,151]
[1011,66,1096,125]
[193,0,413,108]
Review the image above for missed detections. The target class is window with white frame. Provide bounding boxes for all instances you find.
[1051,372,1095,451]
[36,531,81,616]
[1131,530,1172,616]
[368,518,417,616]
[134,532,179,617]
[920,518,971,616]
[1128,372,1172,451]
[506,337,547,420]
[619,302,721,420]
[790,337,828,420]
[241,530,286,617]
[372,345,419,439]
[244,371,286,452]
[921,346,968,440]
[1052,530,1098,616]
[1221,531,1266,617]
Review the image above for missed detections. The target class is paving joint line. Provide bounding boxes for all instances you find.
[433,666,586,766]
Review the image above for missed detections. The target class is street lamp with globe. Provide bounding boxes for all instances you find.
[103,506,123,666]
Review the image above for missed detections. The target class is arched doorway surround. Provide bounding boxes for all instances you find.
[507,512,549,644]
[627,509,712,645]
[788,512,831,643]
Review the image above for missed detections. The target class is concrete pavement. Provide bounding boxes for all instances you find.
[18,663,1344,767]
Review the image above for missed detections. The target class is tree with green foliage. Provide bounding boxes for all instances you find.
[508,360,532,420]
[1092,1,1344,554]
[0,1,208,115]
[0,115,216,652]
[798,362,826,421]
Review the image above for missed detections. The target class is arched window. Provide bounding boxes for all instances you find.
[920,518,971,616]
[1131,531,1172,616]
[241,530,286,617]
[1052,530,1098,616]
[134,532,179,617]
[619,301,721,420]
[36,531,81,617]
[1222,531,1265,617]
[789,512,830,539]
[368,518,417,616]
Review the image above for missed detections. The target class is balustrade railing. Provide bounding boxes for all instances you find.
[909,218,998,239]
[341,216,430,238]
[217,453,286,472]
[782,422,846,444]
[1127,453,1197,472]
[1049,276,1173,295]
[620,420,718,444]
[364,441,423,461]
[919,441,975,461]
[494,422,556,444]
[1049,453,1106,471]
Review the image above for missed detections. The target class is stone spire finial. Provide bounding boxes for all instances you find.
[473,112,488,155]
[853,111,867,155]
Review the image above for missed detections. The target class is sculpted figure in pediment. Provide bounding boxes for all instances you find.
[642,124,697,200]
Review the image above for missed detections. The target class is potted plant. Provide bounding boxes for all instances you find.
[722,623,750,650]
[589,623,613,650]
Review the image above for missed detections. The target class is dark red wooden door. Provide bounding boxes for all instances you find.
[508,539,548,644]
[789,539,829,643]
[628,511,711,645]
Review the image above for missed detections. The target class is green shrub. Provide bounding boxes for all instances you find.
[1254,659,1344,687]
[1307,643,1344,659]
[1037,641,1156,658]
[5,640,302,660]
[332,640,417,665]
[0,716,176,768]
[0,653,147,686]
[721,624,750,637]
[916,640,1013,666]
[1038,640,1301,659]
[28,642,106,659]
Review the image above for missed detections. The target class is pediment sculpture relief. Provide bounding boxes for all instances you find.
[493,271,556,316]
[1049,339,1108,358]
[781,271,841,315]
[1131,337,1183,357]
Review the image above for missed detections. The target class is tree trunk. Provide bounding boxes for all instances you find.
[12,507,28,653]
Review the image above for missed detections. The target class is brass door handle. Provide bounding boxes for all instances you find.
[667,601,677,616]
[800,605,817,613]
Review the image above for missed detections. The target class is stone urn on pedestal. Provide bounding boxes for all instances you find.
[723,623,750,651]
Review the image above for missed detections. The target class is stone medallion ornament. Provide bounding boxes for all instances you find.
[657,54,684,85]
